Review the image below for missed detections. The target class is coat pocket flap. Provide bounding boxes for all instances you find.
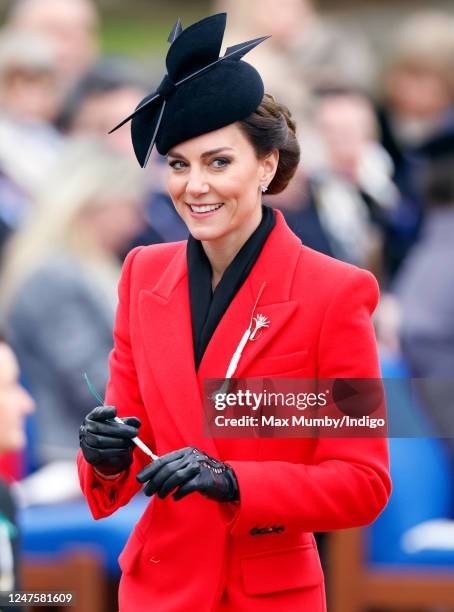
[240,544,323,595]
[118,530,144,575]
[250,350,309,376]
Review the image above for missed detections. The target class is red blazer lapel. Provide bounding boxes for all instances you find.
[138,244,220,458]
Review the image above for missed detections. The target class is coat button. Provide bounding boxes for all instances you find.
[249,528,261,536]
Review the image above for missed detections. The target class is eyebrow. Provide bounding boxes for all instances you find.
[167,147,235,160]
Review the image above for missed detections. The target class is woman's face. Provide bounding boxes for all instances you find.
[166,123,278,248]
[386,64,453,120]
[0,343,35,452]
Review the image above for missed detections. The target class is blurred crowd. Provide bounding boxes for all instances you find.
[0,0,454,588]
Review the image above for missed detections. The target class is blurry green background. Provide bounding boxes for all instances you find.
[96,2,210,58]
[0,0,211,58]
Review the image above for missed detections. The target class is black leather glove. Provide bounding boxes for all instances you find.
[136,447,240,502]
[79,406,141,476]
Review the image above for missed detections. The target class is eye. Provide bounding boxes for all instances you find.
[168,159,187,170]
[211,157,230,169]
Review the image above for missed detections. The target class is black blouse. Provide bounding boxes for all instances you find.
[187,205,276,370]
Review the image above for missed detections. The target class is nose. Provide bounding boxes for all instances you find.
[185,167,209,198]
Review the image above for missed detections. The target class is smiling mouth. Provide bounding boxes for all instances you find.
[187,203,224,214]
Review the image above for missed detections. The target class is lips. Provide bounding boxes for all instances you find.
[187,203,224,214]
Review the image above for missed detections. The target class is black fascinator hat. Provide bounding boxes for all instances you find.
[109,13,269,167]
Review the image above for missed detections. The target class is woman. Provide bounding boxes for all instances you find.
[0,138,145,467]
[78,14,391,611]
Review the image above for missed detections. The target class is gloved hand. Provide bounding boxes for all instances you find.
[79,406,141,476]
[136,447,239,502]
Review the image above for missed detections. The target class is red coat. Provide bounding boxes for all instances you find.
[78,210,391,611]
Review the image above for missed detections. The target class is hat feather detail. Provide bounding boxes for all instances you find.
[108,92,160,134]
[167,18,182,44]
[141,99,167,168]
[223,36,271,61]
[175,35,270,87]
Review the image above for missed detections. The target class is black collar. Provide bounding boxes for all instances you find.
[187,205,276,370]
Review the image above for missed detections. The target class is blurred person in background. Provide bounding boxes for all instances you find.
[377,11,454,276]
[0,333,34,590]
[5,0,100,92]
[0,138,146,475]
[60,56,150,156]
[392,130,454,460]
[380,11,454,155]
[279,88,397,278]
[0,28,60,124]
[0,28,62,260]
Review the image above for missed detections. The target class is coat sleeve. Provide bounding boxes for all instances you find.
[77,246,156,519]
[227,268,392,535]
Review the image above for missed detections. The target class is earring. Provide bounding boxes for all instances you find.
[260,184,268,193]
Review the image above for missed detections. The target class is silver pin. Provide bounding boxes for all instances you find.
[249,313,270,341]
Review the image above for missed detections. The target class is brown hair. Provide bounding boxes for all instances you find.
[238,93,300,194]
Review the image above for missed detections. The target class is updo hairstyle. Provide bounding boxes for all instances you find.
[238,93,300,194]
